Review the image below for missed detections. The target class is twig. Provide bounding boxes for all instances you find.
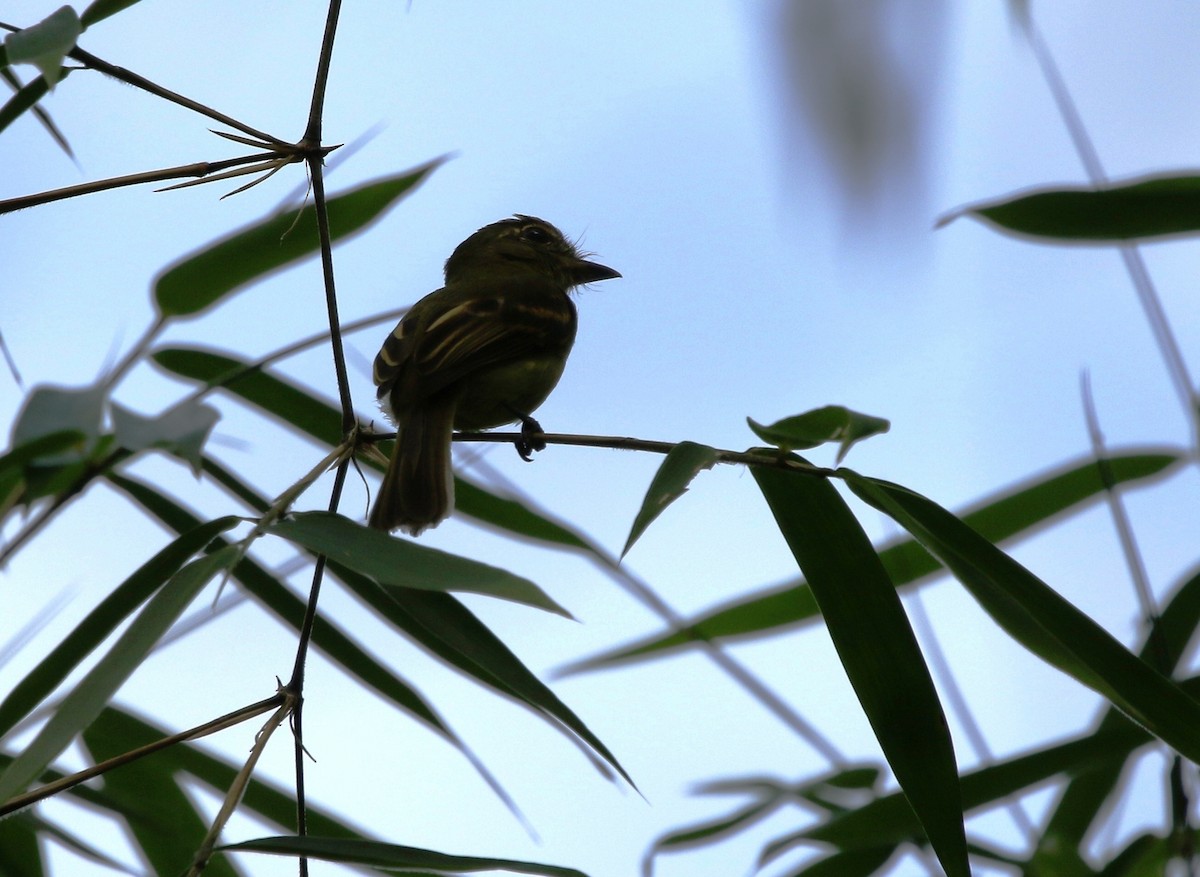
[185,691,298,877]
[0,151,298,215]
[447,430,836,477]
[67,44,289,148]
[0,693,285,818]
[1023,20,1199,447]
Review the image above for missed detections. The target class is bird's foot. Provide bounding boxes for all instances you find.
[515,414,546,462]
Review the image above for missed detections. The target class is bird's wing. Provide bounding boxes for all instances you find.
[375,279,575,403]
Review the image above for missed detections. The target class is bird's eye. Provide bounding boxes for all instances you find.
[520,225,553,244]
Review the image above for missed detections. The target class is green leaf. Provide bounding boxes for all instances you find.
[86,706,380,843]
[0,516,241,738]
[0,545,238,803]
[269,511,571,617]
[941,173,1200,242]
[152,346,343,443]
[110,399,219,474]
[153,161,444,318]
[647,799,779,860]
[751,461,967,877]
[566,449,1181,670]
[327,560,634,788]
[4,6,80,88]
[0,429,88,512]
[0,814,45,877]
[219,835,589,876]
[81,0,145,28]
[0,429,86,472]
[748,406,889,462]
[622,441,719,557]
[790,846,896,877]
[803,718,1150,849]
[455,477,590,549]
[843,471,1200,764]
[104,473,451,738]
[82,721,241,877]
[105,470,555,821]
[0,71,66,143]
[1032,565,1200,867]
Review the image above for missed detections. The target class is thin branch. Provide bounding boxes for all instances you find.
[1080,373,1166,670]
[67,44,290,148]
[1023,19,1199,447]
[288,4,347,870]
[185,693,297,877]
[303,0,343,145]
[907,589,1035,841]
[0,693,285,818]
[0,151,294,215]
[446,430,836,477]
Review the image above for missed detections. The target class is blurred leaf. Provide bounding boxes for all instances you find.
[803,717,1149,850]
[106,471,563,821]
[110,399,219,474]
[748,406,889,462]
[13,810,131,874]
[651,765,884,873]
[568,449,1181,670]
[82,721,242,877]
[0,814,44,877]
[789,846,896,877]
[153,346,343,443]
[152,345,597,548]
[843,472,1200,764]
[622,441,719,557]
[328,559,633,788]
[941,173,1200,242]
[0,429,88,514]
[0,545,237,803]
[1032,565,1200,867]
[4,7,80,88]
[220,835,588,876]
[1097,832,1173,877]
[153,161,445,318]
[11,383,105,452]
[0,69,67,141]
[752,461,967,877]
[646,798,779,865]
[270,511,571,616]
[105,473,451,737]
[0,429,86,471]
[0,516,240,738]
[87,706,378,843]
[455,477,590,549]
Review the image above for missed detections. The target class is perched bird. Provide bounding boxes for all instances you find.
[369,215,620,534]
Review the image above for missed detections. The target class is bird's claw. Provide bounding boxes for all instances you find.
[515,414,546,462]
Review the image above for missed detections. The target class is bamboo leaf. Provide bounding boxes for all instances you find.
[843,471,1200,764]
[153,160,444,318]
[270,511,571,616]
[940,173,1200,242]
[622,441,719,558]
[752,461,967,877]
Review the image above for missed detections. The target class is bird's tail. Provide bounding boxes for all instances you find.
[369,395,456,535]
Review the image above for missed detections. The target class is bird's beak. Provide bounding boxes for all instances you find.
[570,258,621,284]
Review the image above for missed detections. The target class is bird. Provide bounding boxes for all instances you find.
[368,215,620,535]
